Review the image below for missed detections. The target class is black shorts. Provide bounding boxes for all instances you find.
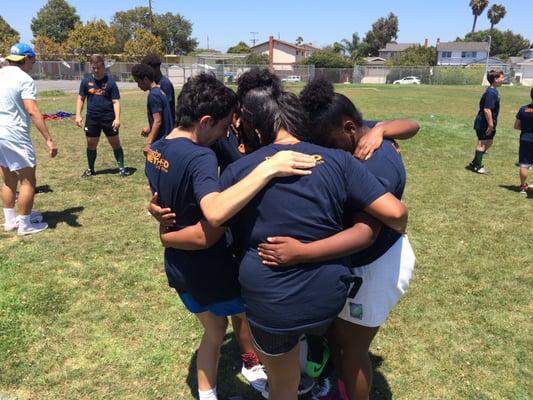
[519,140,533,166]
[475,128,496,141]
[248,321,331,356]
[84,116,118,138]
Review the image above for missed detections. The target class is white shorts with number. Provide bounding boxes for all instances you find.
[0,138,36,171]
[337,234,415,327]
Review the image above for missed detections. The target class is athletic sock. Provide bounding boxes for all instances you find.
[3,207,16,225]
[472,150,484,169]
[18,214,31,230]
[113,147,125,169]
[198,387,217,400]
[87,149,97,171]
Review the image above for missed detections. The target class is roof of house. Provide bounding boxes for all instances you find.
[364,56,387,64]
[465,56,507,66]
[251,39,315,51]
[437,42,489,52]
[300,43,319,50]
[379,43,418,52]
[519,46,533,54]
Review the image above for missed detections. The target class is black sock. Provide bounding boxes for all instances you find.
[87,149,97,171]
[113,147,124,169]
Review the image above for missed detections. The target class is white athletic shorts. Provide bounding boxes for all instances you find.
[0,139,36,171]
[337,235,415,327]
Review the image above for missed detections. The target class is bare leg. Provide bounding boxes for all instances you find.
[106,134,122,150]
[15,167,37,216]
[231,313,255,354]
[87,136,100,151]
[476,139,493,153]
[256,341,300,400]
[331,318,379,400]
[195,312,228,391]
[1,166,18,209]
[519,167,528,185]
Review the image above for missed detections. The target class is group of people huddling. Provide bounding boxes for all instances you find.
[142,67,420,400]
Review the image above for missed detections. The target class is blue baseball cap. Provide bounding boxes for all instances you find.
[5,43,36,62]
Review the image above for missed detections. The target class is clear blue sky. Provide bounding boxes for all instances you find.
[4,0,532,52]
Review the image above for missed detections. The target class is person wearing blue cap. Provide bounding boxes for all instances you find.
[0,43,58,235]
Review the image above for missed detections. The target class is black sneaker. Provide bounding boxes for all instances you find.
[81,169,95,178]
[118,168,129,177]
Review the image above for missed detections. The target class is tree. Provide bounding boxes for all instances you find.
[487,4,506,32]
[33,35,64,60]
[387,45,437,66]
[469,0,489,34]
[153,12,197,55]
[244,53,269,65]
[341,32,361,58]
[0,16,20,56]
[295,36,304,45]
[123,29,163,61]
[458,29,530,59]
[299,49,353,68]
[65,20,116,61]
[110,7,151,52]
[360,12,399,56]
[227,41,251,54]
[30,0,80,43]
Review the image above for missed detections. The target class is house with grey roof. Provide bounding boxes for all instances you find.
[436,42,489,66]
[378,43,418,60]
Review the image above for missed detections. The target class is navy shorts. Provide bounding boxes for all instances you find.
[84,116,118,138]
[178,292,245,317]
[475,128,496,141]
[518,140,533,167]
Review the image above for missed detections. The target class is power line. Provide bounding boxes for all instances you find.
[250,32,259,46]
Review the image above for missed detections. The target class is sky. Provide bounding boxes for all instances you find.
[3,0,532,52]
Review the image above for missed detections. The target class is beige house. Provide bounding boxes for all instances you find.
[250,36,318,69]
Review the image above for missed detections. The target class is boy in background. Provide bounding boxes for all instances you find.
[513,87,533,195]
[141,54,176,124]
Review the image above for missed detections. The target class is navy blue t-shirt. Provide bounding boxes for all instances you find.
[211,130,244,173]
[156,75,176,124]
[516,103,533,143]
[145,137,240,306]
[474,87,500,131]
[79,75,120,121]
[147,87,174,142]
[220,141,386,333]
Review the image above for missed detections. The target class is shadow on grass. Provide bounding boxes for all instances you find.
[41,206,84,228]
[370,352,392,400]
[95,167,138,177]
[499,184,532,198]
[186,332,261,400]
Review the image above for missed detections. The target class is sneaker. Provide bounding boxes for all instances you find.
[81,169,95,178]
[17,221,48,236]
[241,363,267,392]
[311,376,333,399]
[118,168,129,177]
[519,184,528,195]
[475,166,488,174]
[4,211,43,232]
[3,220,18,232]
[260,374,314,399]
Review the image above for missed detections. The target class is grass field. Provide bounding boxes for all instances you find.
[1,84,532,400]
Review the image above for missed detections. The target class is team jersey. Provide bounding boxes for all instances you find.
[145,137,240,306]
[220,141,386,333]
[147,86,174,142]
[79,75,120,121]
[156,75,176,124]
[211,129,244,173]
[474,86,500,131]
[516,103,533,143]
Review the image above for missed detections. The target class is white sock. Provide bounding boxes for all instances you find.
[18,214,31,230]
[3,208,16,225]
[198,387,217,400]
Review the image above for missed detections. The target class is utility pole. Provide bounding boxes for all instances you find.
[148,0,154,33]
[250,32,259,46]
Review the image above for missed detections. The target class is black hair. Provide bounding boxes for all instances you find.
[487,69,504,84]
[236,68,282,103]
[299,77,362,147]
[530,87,533,102]
[240,87,309,152]
[141,53,162,68]
[176,73,237,129]
[131,63,154,82]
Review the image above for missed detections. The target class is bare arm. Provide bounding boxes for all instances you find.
[257,212,381,267]
[514,119,521,131]
[75,95,85,127]
[364,192,407,233]
[146,112,161,145]
[199,151,317,227]
[112,99,121,129]
[355,119,420,160]
[22,99,58,157]
[159,221,225,250]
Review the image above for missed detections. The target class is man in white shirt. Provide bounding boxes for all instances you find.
[0,43,58,235]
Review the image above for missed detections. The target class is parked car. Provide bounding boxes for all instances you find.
[282,75,302,83]
[393,76,421,85]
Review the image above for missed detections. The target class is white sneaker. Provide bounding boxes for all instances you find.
[4,211,43,232]
[475,167,488,174]
[18,221,48,236]
[3,220,18,232]
[241,363,267,392]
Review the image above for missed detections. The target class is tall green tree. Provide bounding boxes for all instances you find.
[244,53,269,65]
[295,36,304,45]
[110,7,151,52]
[360,13,399,56]
[469,0,489,34]
[341,32,361,58]
[0,16,20,55]
[458,29,530,59]
[299,48,352,68]
[123,29,163,61]
[227,41,250,54]
[387,45,437,66]
[30,0,80,43]
[153,12,197,55]
[65,20,116,61]
[33,35,64,60]
[487,4,506,32]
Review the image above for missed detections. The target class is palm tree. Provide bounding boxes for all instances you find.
[295,36,304,45]
[469,0,489,34]
[487,4,506,32]
[341,32,360,58]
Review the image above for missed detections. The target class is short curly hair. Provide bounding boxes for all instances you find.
[131,64,155,82]
[141,53,162,68]
[176,73,237,129]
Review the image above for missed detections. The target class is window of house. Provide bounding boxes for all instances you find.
[461,51,477,58]
[441,51,452,58]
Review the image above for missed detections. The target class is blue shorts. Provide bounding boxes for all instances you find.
[178,292,245,317]
[518,140,533,167]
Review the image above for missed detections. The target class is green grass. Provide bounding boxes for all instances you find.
[38,90,67,98]
[1,85,532,399]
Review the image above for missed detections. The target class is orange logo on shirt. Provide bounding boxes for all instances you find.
[524,107,533,113]
[146,150,170,172]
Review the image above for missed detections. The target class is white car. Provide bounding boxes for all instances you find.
[282,75,302,83]
[393,76,421,85]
